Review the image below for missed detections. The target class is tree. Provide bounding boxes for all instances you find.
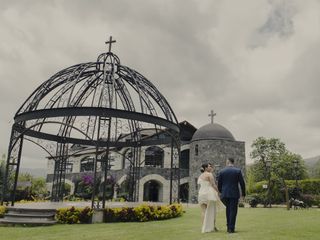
[272,152,307,181]
[251,137,286,172]
[272,152,307,210]
[0,154,7,201]
[250,137,307,181]
[30,178,47,199]
[250,137,308,209]
[17,173,48,200]
[250,137,286,182]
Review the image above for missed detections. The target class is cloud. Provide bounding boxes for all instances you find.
[0,0,320,164]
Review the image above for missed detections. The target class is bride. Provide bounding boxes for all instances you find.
[198,163,225,233]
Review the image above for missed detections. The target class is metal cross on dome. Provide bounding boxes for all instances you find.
[208,110,217,124]
[105,36,116,52]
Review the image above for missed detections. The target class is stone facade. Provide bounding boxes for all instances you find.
[188,139,246,202]
[46,143,188,202]
[45,121,246,203]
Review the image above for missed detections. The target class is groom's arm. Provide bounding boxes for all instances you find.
[239,171,246,197]
[218,172,222,193]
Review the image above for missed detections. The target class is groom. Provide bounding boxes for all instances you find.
[218,157,246,233]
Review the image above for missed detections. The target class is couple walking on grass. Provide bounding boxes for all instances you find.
[198,157,246,234]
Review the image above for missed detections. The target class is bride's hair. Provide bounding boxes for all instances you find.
[200,163,211,173]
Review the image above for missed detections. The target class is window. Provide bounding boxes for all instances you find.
[195,178,198,190]
[195,144,199,156]
[180,149,190,169]
[66,161,73,173]
[80,157,94,172]
[122,150,132,169]
[145,146,164,167]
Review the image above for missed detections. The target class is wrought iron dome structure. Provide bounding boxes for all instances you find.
[1,37,181,208]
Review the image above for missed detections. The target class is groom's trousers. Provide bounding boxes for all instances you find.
[222,198,239,231]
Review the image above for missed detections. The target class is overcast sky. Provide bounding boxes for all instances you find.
[1,0,320,168]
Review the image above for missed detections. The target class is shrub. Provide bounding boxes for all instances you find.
[246,194,261,208]
[56,206,93,224]
[300,194,320,207]
[0,206,6,218]
[104,204,183,222]
[238,202,245,208]
[298,179,320,195]
[249,179,320,205]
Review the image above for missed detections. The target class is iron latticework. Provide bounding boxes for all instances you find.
[1,37,180,208]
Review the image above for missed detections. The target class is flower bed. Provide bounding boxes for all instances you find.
[56,204,183,224]
[104,204,183,222]
[0,206,6,218]
[56,206,93,224]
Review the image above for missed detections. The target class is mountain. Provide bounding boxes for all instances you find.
[304,155,320,167]
[20,168,46,178]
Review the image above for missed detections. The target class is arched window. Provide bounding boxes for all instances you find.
[66,161,73,173]
[145,146,164,168]
[180,149,190,169]
[179,183,189,203]
[195,144,199,156]
[80,157,94,172]
[122,150,132,169]
[143,180,162,202]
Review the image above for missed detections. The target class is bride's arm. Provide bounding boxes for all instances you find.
[208,173,219,192]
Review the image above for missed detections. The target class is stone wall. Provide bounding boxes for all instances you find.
[188,139,246,202]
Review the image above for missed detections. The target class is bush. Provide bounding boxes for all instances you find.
[300,194,320,207]
[0,206,6,218]
[238,202,245,208]
[56,206,93,224]
[104,204,183,222]
[249,179,320,205]
[246,194,261,208]
[298,179,320,195]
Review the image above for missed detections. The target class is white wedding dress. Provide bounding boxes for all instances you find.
[198,178,225,233]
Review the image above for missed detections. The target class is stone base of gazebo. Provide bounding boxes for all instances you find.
[1,201,196,225]
[0,207,57,226]
[4,201,171,224]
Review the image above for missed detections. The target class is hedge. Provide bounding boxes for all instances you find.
[250,179,320,195]
[55,204,183,224]
[0,206,6,218]
[104,204,183,222]
[247,179,320,206]
[55,206,93,224]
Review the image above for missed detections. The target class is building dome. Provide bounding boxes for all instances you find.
[191,123,235,141]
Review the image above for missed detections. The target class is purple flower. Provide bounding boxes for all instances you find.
[82,174,94,185]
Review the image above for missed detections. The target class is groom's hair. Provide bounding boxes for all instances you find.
[228,157,235,164]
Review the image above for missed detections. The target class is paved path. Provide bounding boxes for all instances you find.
[12,201,199,209]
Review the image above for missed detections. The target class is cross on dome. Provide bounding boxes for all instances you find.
[208,110,217,124]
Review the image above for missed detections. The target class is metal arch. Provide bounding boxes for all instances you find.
[16,63,178,124]
[3,46,181,207]
[11,120,97,151]
[17,64,86,114]
[118,66,178,123]
[14,108,179,132]
[22,137,56,160]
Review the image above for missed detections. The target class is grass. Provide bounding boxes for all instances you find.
[1,206,320,240]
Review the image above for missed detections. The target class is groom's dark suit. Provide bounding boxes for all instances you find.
[218,166,246,233]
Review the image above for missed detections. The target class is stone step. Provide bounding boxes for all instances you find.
[6,207,56,216]
[0,218,57,225]
[5,213,55,218]
[0,207,57,226]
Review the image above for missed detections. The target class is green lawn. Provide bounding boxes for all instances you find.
[1,206,320,240]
